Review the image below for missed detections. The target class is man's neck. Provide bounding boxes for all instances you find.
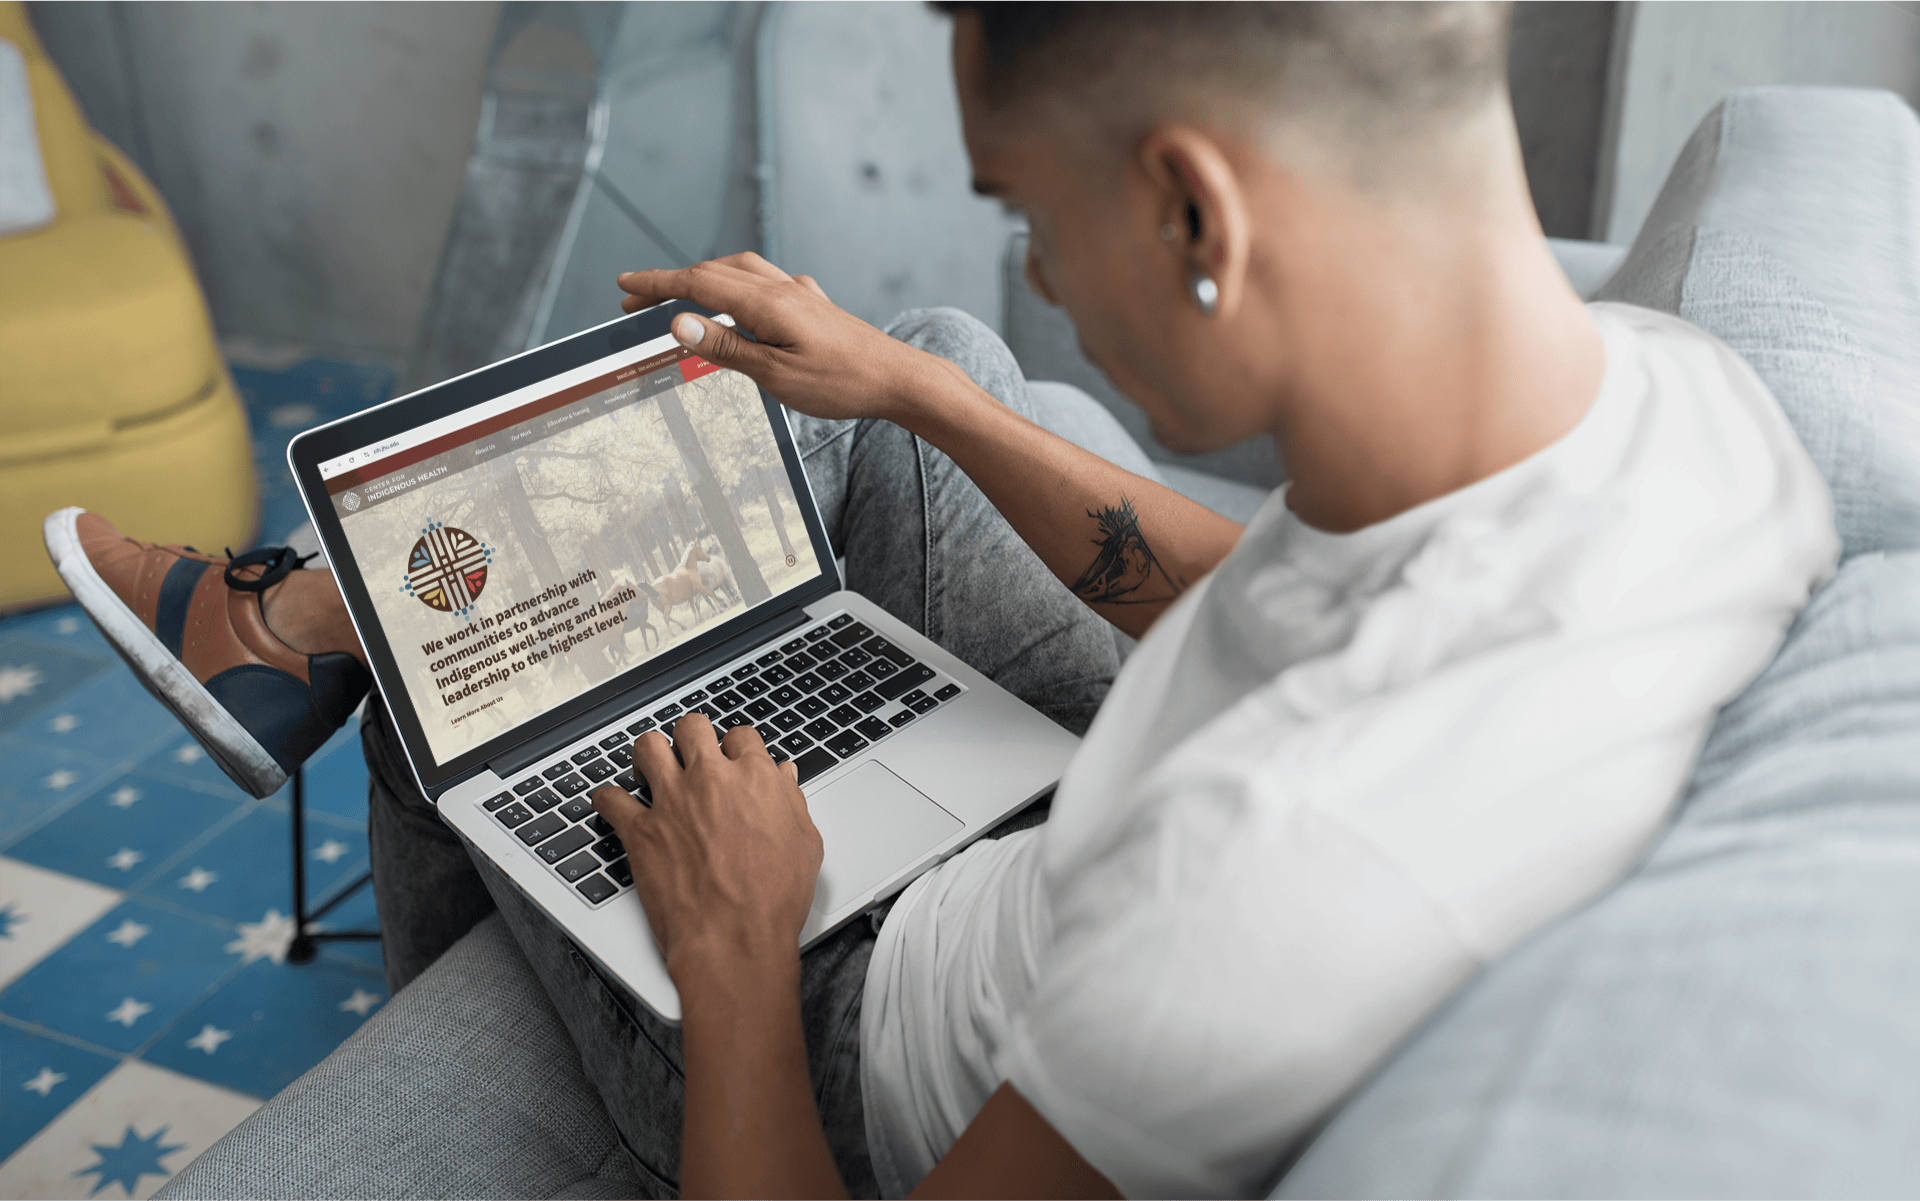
[1270,194,1606,536]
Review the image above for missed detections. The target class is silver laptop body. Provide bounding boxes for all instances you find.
[289,301,1076,1021]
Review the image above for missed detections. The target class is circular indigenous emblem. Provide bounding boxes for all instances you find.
[401,523,492,616]
[341,491,361,512]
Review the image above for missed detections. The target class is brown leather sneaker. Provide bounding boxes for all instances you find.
[43,507,370,798]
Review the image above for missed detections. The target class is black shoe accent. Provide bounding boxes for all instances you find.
[203,659,366,776]
[222,546,317,593]
[309,652,372,727]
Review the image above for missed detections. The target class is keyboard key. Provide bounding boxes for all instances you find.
[586,813,613,836]
[805,625,833,641]
[770,685,802,707]
[609,745,633,767]
[599,732,630,749]
[877,664,936,700]
[484,792,513,811]
[543,762,572,781]
[763,665,794,685]
[779,732,814,754]
[845,670,875,692]
[592,834,624,861]
[780,638,808,654]
[627,717,657,736]
[756,650,784,667]
[614,769,642,792]
[721,712,756,731]
[653,702,682,722]
[899,688,929,706]
[571,747,600,766]
[555,851,600,882]
[554,773,590,797]
[745,698,778,719]
[517,812,569,847]
[577,873,618,904]
[829,613,854,629]
[560,796,595,821]
[794,672,826,693]
[816,660,848,682]
[868,658,899,680]
[889,709,917,728]
[582,759,616,782]
[712,690,744,711]
[820,682,853,705]
[732,662,759,679]
[606,857,634,888]
[679,690,708,707]
[796,696,829,718]
[839,647,872,669]
[738,677,770,698]
[769,744,791,764]
[827,704,860,726]
[935,683,962,702]
[496,802,534,828]
[852,690,887,714]
[910,695,940,714]
[538,825,595,862]
[689,704,721,723]
[830,622,873,649]
[512,778,544,796]
[770,709,805,732]
[855,716,893,742]
[804,717,837,740]
[785,651,817,671]
[794,746,838,783]
[825,729,870,758]
[863,636,916,667]
[526,788,561,813]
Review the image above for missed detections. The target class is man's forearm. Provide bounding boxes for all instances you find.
[677,951,846,1199]
[892,357,1246,638]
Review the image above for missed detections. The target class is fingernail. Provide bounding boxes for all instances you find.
[674,314,705,346]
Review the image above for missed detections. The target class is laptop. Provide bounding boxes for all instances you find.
[287,300,1078,1021]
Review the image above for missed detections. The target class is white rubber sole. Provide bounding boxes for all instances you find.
[43,508,288,799]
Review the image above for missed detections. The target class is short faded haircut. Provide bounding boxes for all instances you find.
[934,2,1513,157]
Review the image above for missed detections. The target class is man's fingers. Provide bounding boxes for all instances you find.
[781,759,799,784]
[670,313,764,374]
[630,729,679,789]
[590,782,647,828]
[793,274,831,302]
[670,713,722,764]
[720,721,771,760]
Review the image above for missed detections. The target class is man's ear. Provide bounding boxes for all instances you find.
[1139,124,1252,321]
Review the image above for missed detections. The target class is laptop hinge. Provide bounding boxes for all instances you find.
[485,605,814,781]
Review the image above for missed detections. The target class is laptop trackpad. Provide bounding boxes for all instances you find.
[808,763,961,917]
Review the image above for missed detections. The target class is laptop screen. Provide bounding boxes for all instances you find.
[312,328,825,766]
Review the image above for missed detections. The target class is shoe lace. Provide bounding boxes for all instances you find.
[223,546,319,593]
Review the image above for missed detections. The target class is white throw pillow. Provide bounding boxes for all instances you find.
[0,37,56,237]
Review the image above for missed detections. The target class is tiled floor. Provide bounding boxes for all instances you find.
[0,357,394,1199]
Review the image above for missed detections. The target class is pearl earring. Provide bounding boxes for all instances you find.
[1190,271,1219,317]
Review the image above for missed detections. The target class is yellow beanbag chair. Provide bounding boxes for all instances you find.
[0,1,256,611]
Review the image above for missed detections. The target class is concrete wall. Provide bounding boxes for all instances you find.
[1604,0,1920,244]
[28,1,500,364]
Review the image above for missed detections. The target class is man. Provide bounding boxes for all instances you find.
[50,4,1834,1196]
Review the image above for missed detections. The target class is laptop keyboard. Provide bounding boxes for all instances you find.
[479,611,968,908]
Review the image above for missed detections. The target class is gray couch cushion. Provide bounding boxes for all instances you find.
[156,913,650,1201]
[1275,85,1920,1199]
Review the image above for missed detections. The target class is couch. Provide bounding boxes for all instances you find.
[158,86,1920,1198]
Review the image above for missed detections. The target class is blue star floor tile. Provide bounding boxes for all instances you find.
[0,734,123,850]
[0,1022,120,1162]
[0,636,113,734]
[18,669,189,766]
[0,899,238,1056]
[143,952,385,1099]
[132,805,368,926]
[4,772,246,892]
[0,606,110,657]
[131,738,253,802]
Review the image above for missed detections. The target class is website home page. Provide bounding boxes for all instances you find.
[320,336,822,764]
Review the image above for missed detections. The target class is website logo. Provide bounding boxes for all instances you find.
[401,522,493,617]
[341,491,361,512]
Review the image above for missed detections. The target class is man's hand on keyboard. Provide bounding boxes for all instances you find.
[589,714,820,981]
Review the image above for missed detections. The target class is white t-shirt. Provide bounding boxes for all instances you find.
[859,303,1840,1198]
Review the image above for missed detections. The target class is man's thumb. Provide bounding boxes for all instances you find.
[673,313,749,365]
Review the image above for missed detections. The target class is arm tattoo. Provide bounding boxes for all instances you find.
[1069,495,1188,606]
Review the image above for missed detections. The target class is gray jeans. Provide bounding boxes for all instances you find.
[360,308,1156,1196]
